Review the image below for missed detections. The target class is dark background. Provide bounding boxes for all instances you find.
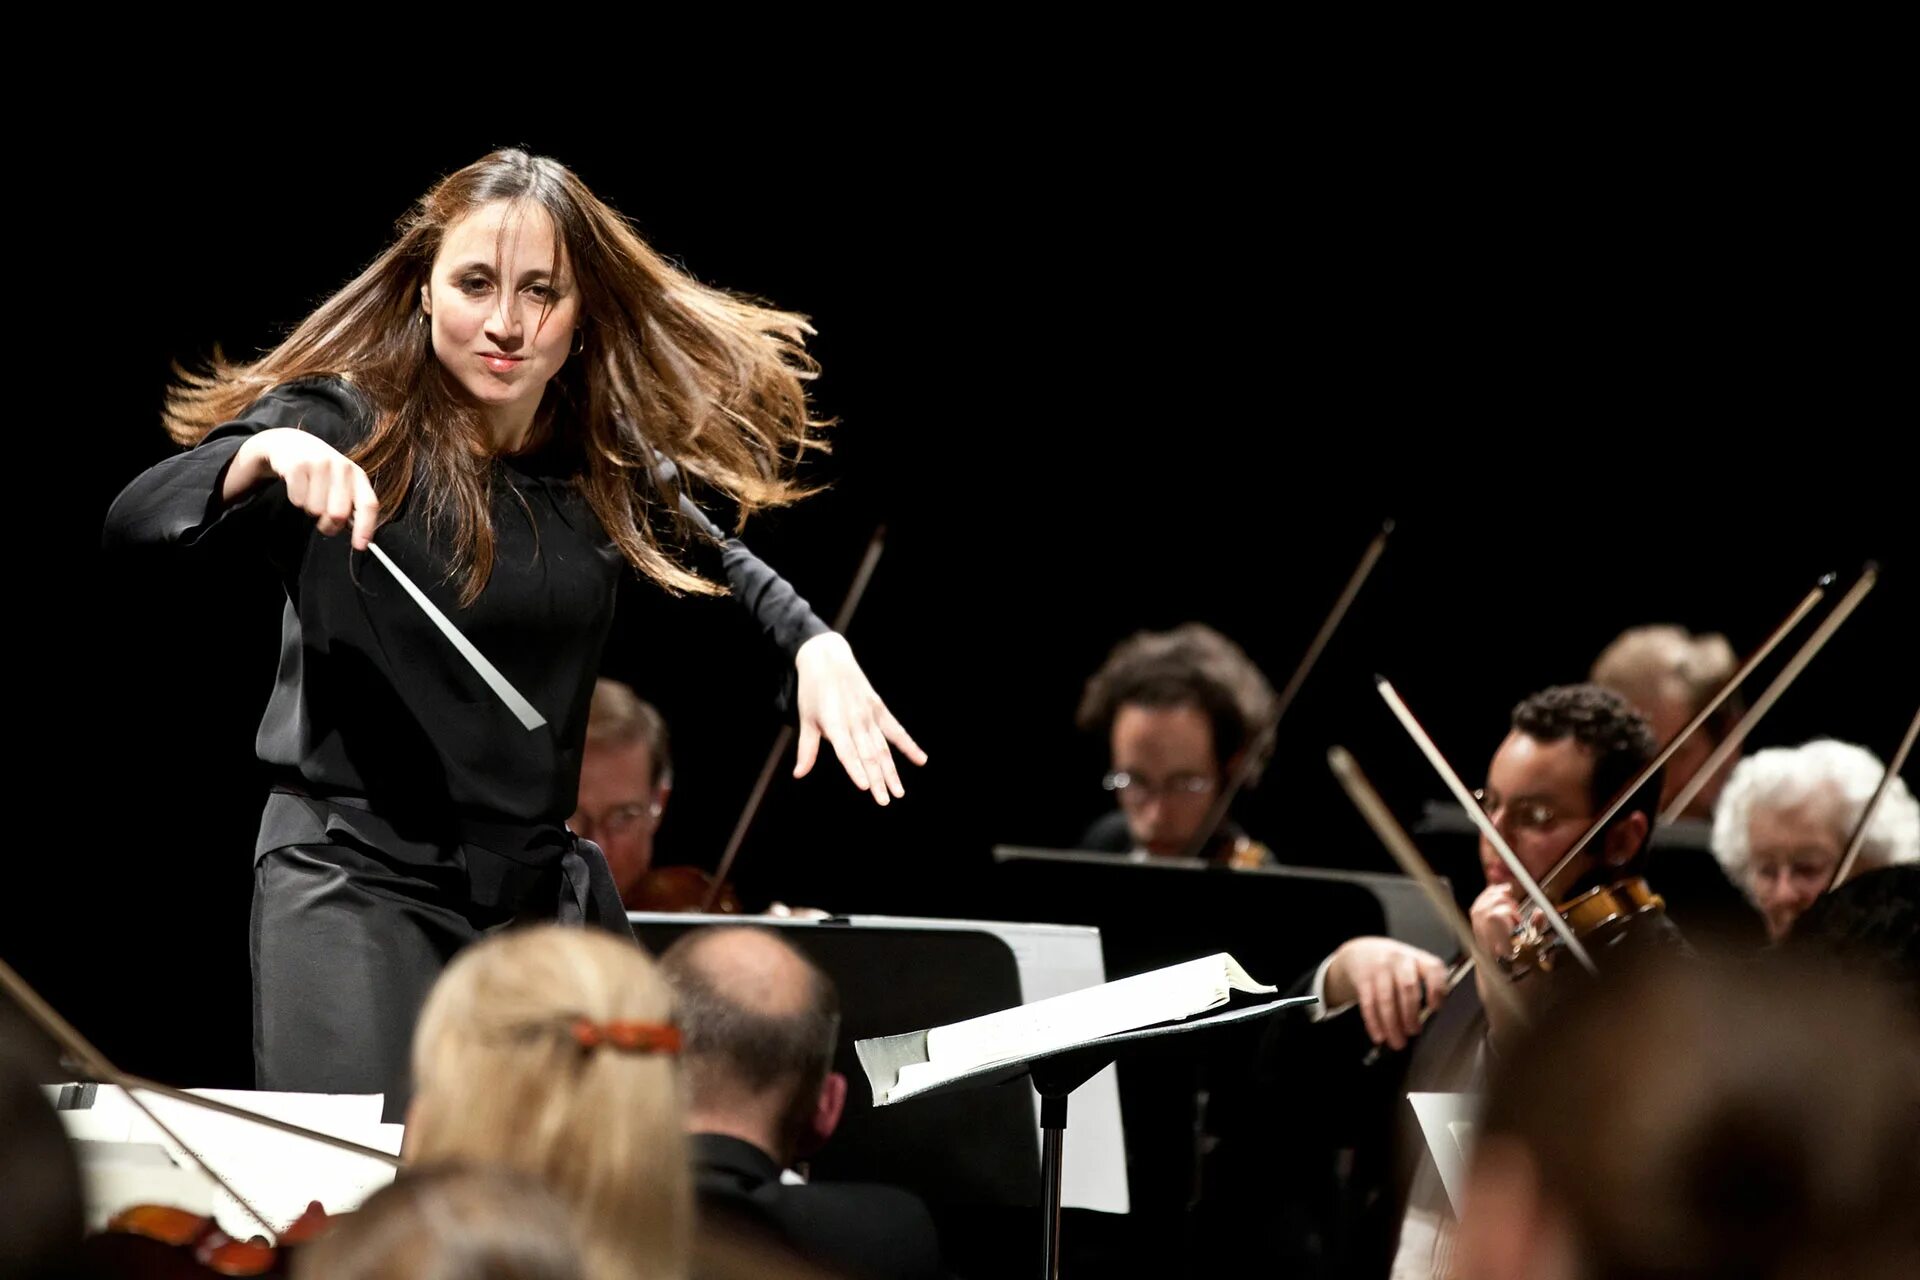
[9,96,1911,1097]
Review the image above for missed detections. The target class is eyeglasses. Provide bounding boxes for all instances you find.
[570,799,663,841]
[1472,788,1584,834]
[1103,771,1216,805]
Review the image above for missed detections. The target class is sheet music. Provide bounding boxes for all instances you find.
[848,914,1133,1215]
[70,1140,213,1231]
[912,953,1273,1089]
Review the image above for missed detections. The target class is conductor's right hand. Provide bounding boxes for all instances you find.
[1323,937,1449,1052]
[225,428,381,550]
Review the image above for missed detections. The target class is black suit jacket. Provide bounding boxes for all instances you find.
[691,1133,942,1280]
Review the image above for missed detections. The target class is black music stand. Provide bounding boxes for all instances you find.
[988,847,1389,981]
[859,995,1316,1279]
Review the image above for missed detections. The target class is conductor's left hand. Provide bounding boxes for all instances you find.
[793,632,927,806]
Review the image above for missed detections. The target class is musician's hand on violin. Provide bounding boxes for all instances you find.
[1471,884,1534,1041]
[1325,937,1449,1051]
[793,632,928,806]
[226,428,381,550]
[1471,884,1525,964]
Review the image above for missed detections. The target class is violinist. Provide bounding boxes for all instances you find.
[1712,739,1920,942]
[1408,625,1765,951]
[1314,686,1673,1045]
[574,679,820,916]
[1265,684,1676,1279]
[1074,623,1279,867]
[571,679,674,910]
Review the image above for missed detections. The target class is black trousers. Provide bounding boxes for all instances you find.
[249,793,632,1122]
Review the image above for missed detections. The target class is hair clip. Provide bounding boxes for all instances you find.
[569,1018,682,1055]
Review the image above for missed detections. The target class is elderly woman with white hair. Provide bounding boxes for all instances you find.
[1712,739,1920,941]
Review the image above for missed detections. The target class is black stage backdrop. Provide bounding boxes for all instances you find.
[11,108,1911,1092]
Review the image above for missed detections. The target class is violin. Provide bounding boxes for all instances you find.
[1372,570,1833,982]
[1334,733,1677,1061]
[1660,565,1878,823]
[626,864,743,914]
[625,866,831,918]
[0,957,395,1277]
[1325,572,1838,1065]
[1491,571,1865,977]
[1824,701,1920,896]
[1180,521,1392,861]
[1502,877,1669,980]
[81,1201,334,1277]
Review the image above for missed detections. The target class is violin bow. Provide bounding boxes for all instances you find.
[701,525,888,913]
[1342,572,1832,1051]
[1826,700,1920,893]
[1662,564,1877,822]
[1179,519,1393,861]
[0,956,399,1241]
[1327,745,1528,1029]
[1375,677,1598,975]
[1539,572,1833,898]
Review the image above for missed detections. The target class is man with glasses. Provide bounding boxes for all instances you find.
[1319,685,1665,1051]
[1074,622,1279,866]
[1271,684,1670,1280]
[1414,625,1765,953]
[570,677,673,910]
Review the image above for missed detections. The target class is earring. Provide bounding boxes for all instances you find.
[571,326,586,356]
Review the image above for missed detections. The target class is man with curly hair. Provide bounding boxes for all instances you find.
[1265,684,1676,1280]
[1074,623,1279,866]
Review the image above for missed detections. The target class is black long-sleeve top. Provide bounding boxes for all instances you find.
[104,377,829,845]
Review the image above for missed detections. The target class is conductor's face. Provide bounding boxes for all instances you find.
[1108,701,1220,858]
[423,199,580,432]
